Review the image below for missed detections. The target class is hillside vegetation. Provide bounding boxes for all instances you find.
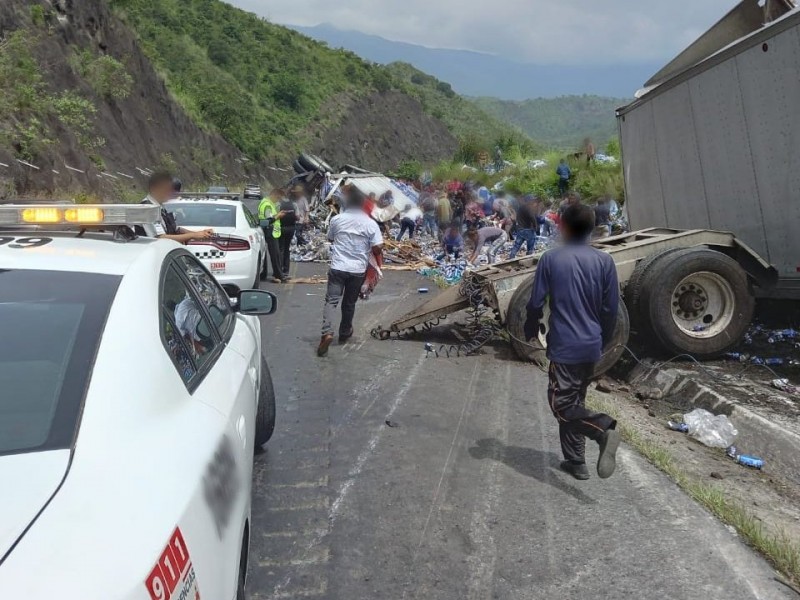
[384,63,535,156]
[110,0,526,161]
[471,95,628,151]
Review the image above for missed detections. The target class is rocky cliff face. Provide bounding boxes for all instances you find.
[0,0,457,199]
[0,0,259,198]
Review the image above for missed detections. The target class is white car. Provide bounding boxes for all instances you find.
[0,204,277,600]
[166,198,266,294]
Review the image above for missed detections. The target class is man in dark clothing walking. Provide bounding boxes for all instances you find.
[278,191,297,279]
[524,203,621,480]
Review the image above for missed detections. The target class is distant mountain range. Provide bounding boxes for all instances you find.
[472,96,628,150]
[293,23,659,100]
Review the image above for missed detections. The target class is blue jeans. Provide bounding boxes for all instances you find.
[509,228,537,259]
[423,213,438,238]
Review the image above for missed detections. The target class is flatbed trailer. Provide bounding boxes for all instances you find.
[384,228,776,374]
[381,1,797,374]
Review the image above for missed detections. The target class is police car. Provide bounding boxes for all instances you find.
[0,204,277,600]
[166,197,266,295]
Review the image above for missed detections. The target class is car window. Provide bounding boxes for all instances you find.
[160,266,219,385]
[0,270,120,455]
[174,254,235,340]
[167,203,236,228]
[242,205,258,228]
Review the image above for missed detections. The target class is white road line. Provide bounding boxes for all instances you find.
[268,355,426,599]
[402,361,482,600]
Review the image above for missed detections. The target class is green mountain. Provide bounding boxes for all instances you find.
[110,0,526,163]
[384,63,535,153]
[471,95,628,151]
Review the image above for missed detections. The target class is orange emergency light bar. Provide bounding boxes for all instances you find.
[0,204,161,227]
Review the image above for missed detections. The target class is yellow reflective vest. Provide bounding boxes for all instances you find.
[257,198,281,239]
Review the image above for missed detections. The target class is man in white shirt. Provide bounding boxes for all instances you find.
[318,190,384,357]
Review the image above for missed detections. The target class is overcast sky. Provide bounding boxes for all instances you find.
[227,0,739,65]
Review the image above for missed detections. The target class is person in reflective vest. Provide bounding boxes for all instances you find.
[258,190,287,283]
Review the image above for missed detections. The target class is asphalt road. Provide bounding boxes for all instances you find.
[248,263,791,600]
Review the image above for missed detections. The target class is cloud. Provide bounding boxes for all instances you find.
[227,0,738,65]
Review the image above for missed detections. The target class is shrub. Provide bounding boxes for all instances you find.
[396,159,422,181]
[30,5,46,27]
[72,51,133,100]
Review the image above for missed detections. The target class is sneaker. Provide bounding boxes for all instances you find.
[339,329,354,344]
[559,461,590,481]
[317,334,334,357]
[597,429,621,479]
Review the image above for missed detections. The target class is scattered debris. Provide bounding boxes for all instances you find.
[385,420,400,428]
[710,471,725,480]
[727,446,765,470]
[683,408,738,448]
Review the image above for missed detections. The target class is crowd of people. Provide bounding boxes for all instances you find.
[389,182,617,267]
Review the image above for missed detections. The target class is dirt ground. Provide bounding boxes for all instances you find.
[590,378,800,546]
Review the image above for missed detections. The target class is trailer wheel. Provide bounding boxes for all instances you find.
[625,247,695,334]
[506,275,630,377]
[639,248,754,358]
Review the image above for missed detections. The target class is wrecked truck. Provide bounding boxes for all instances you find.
[382,0,800,375]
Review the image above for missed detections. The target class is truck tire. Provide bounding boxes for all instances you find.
[639,248,754,358]
[255,356,276,448]
[506,275,630,377]
[292,160,306,174]
[625,247,695,334]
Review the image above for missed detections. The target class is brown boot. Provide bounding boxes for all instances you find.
[317,334,334,357]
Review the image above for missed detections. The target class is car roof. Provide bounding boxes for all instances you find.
[167,198,242,207]
[0,231,173,275]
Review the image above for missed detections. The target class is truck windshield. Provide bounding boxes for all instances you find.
[168,203,237,228]
[0,270,121,456]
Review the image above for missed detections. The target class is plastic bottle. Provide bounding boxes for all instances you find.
[765,357,785,366]
[735,455,764,469]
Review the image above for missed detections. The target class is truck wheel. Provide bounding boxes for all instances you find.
[639,248,754,358]
[292,159,306,174]
[256,356,276,448]
[506,275,630,377]
[506,275,547,367]
[625,247,695,335]
[593,300,630,377]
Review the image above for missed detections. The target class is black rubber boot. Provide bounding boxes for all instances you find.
[597,429,621,479]
[559,461,590,481]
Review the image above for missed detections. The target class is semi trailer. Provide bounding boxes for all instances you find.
[381,0,800,374]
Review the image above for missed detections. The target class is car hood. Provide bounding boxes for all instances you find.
[0,449,70,560]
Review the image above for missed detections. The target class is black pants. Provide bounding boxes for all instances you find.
[558,178,569,196]
[547,362,615,464]
[295,223,307,246]
[322,269,366,337]
[260,228,283,279]
[279,228,294,276]
[396,218,416,241]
